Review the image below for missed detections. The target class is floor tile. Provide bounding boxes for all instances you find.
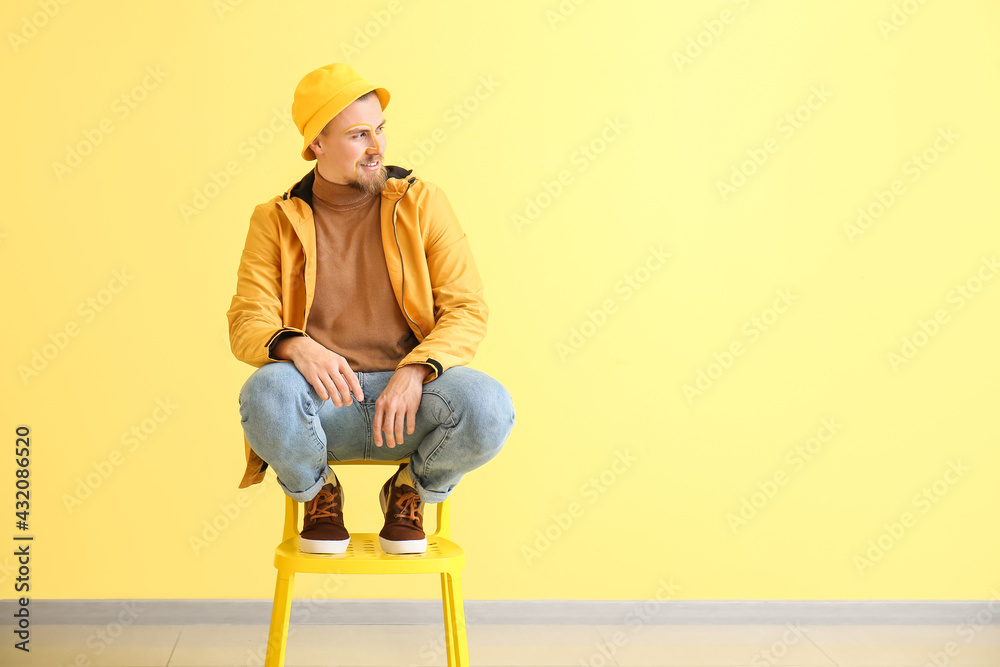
[594,623,837,666]
[465,624,607,665]
[168,624,277,666]
[0,624,182,667]
[802,624,1000,666]
[282,624,448,666]
[3,622,999,667]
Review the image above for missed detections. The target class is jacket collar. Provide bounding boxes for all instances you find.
[282,165,414,208]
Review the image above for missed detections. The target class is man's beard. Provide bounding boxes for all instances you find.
[349,159,387,196]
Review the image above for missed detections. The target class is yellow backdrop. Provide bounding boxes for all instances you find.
[3,0,998,601]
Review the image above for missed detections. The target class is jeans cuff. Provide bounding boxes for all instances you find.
[412,475,449,504]
[277,464,333,502]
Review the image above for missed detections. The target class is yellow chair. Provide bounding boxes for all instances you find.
[264,459,470,667]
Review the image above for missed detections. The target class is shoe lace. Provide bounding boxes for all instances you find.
[306,487,340,520]
[394,490,423,524]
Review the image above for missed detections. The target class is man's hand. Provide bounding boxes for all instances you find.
[373,364,432,448]
[275,335,363,407]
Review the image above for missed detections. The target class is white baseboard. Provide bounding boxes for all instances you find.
[8,599,1000,625]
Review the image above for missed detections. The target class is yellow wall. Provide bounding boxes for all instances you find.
[3,0,998,601]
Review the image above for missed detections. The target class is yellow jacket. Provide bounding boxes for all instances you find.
[227,166,488,488]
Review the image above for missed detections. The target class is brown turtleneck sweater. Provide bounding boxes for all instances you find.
[301,166,419,372]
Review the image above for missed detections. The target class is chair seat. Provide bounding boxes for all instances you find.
[274,533,465,575]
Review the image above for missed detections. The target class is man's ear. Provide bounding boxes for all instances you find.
[309,137,323,156]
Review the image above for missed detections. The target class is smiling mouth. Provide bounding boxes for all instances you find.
[359,158,382,170]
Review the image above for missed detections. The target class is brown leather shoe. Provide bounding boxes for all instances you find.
[378,466,427,554]
[300,480,350,554]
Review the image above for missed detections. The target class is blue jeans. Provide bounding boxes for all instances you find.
[238,362,515,503]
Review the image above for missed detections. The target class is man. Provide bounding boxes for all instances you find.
[227,63,515,555]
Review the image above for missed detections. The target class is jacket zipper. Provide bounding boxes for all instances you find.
[393,178,425,339]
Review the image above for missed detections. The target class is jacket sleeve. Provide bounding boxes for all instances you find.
[397,184,488,382]
[226,203,310,367]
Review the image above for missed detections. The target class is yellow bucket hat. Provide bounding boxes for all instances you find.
[292,63,390,161]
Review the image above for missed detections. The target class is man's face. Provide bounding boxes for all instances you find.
[310,94,387,195]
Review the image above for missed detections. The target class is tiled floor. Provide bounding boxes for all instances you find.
[1,622,998,666]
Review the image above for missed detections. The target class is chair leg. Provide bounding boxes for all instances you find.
[440,573,456,665]
[265,571,295,667]
[441,571,469,667]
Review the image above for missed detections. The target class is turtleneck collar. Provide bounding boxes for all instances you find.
[311,164,375,211]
